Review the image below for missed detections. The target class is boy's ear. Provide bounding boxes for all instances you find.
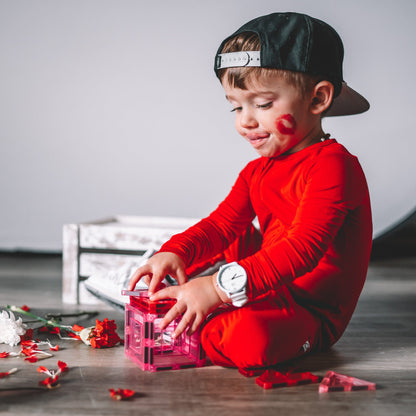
[310,81,334,115]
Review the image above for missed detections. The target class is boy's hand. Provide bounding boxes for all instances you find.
[149,274,223,338]
[128,252,187,294]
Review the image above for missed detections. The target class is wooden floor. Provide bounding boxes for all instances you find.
[0,252,415,416]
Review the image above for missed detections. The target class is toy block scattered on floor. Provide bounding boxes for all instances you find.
[238,367,266,378]
[255,369,321,389]
[319,371,376,393]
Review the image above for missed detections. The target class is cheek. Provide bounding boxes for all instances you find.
[275,114,297,135]
[235,118,242,134]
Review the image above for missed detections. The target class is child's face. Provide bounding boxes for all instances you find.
[223,74,321,158]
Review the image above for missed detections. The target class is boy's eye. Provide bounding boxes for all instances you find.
[230,106,242,112]
[256,102,273,109]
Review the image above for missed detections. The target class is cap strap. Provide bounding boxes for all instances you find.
[216,51,261,70]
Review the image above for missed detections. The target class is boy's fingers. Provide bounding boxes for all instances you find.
[176,269,187,286]
[147,273,162,295]
[159,299,185,331]
[148,270,172,295]
[149,285,175,302]
[188,314,203,336]
[128,265,151,290]
[172,311,195,339]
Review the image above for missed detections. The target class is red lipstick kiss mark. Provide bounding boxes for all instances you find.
[276,114,296,135]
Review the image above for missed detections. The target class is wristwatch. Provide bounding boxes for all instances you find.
[216,262,248,307]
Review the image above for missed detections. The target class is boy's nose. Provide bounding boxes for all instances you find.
[239,110,258,129]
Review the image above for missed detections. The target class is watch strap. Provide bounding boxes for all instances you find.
[229,290,248,307]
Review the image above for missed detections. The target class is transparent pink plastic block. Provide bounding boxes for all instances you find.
[123,290,206,372]
[319,371,376,393]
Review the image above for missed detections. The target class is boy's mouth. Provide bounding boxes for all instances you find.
[246,133,269,148]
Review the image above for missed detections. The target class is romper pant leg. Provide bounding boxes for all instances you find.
[201,223,320,369]
[201,287,321,369]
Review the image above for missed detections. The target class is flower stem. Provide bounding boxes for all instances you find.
[6,305,74,331]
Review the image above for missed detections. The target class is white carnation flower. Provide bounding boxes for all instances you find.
[0,310,27,346]
[79,326,95,346]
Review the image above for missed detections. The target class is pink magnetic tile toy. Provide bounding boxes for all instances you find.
[122,290,206,372]
[319,371,376,393]
[255,369,321,389]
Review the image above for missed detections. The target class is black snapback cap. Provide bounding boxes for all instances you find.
[214,12,369,117]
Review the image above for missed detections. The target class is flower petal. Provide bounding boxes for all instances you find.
[0,368,17,378]
[57,361,68,372]
[88,318,122,348]
[109,388,135,400]
[72,324,84,332]
[39,375,60,388]
[20,328,34,341]
[67,331,82,341]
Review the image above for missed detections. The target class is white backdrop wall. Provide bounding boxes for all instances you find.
[1,0,415,251]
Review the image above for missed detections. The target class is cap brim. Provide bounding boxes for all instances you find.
[325,82,370,117]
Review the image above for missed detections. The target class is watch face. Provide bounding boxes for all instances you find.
[219,264,247,293]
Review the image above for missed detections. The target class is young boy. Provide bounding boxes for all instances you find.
[129,12,372,370]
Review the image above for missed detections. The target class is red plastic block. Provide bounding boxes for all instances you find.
[238,367,266,378]
[122,289,176,314]
[239,364,293,378]
[319,371,376,393]
[255,370,320,389]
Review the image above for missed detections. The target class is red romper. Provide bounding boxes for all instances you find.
[159,139,373,370]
